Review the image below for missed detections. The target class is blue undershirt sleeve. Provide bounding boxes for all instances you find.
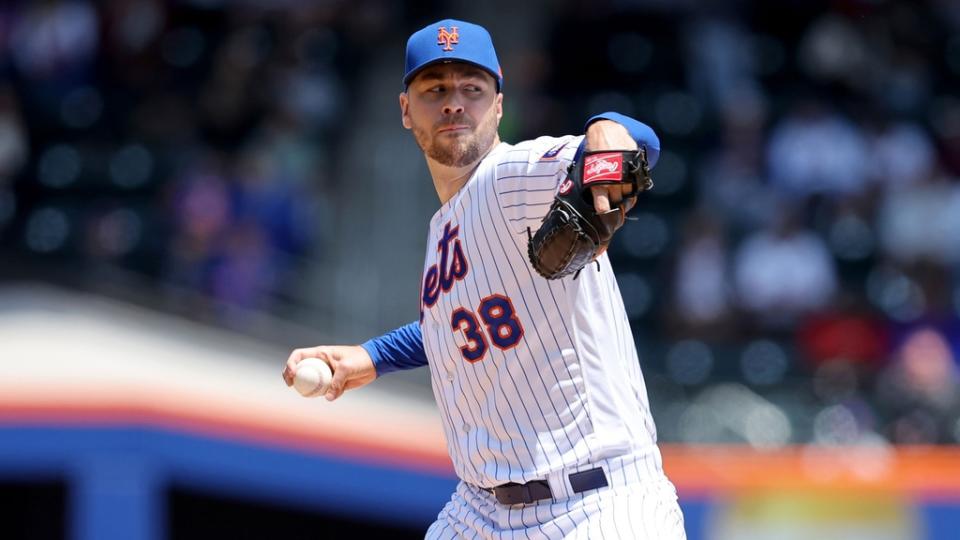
[360,321,429,376]
[581,111,661,168]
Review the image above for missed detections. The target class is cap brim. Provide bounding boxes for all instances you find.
[403,58,501,89]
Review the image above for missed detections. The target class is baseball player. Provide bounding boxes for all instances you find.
[282,19,685,539]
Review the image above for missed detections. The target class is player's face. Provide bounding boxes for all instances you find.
[400,64,503,167]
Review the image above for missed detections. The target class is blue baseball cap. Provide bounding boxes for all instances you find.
[403,19,503,91]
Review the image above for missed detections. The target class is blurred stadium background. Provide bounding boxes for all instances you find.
[2,0,960,538]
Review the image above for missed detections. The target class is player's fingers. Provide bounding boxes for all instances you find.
[324,360,347,401]
[282,350,302,386]
[325,376,344,401]
[609,185,625,206]
[591,187,611,213]
[283,347,316,386]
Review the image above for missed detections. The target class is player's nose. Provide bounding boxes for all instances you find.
[441,97,465,115]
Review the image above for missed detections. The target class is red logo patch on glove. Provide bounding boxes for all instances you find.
[582,152,623,185]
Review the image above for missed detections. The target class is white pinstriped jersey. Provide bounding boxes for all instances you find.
[418,135,660,489]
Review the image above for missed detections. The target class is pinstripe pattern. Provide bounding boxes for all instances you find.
[420,136,682,538]
[425,453,685,539]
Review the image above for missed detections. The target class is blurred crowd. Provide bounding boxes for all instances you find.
[534,0,960,446]
[1,0,959,446]
[0,0,391,319]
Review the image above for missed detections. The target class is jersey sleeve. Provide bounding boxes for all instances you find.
[493,134,583,236]
[360,321,428,376]
[584,111,661,167]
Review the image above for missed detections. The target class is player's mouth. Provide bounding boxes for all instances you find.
[436,124,471,134]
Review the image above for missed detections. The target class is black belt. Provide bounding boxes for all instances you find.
[483,467,609,505]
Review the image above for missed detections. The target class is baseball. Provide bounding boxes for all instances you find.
[292,358,333,398]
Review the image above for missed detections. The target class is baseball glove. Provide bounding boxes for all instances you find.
[527,148,653,280]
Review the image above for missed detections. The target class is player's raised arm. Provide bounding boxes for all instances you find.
[282,321,428,401]
[582,112,660,214]
[526,112,659,279]
[491,134,582,235]
[583,112,661,166]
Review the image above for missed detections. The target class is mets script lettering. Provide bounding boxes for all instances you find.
[422,222,469,308]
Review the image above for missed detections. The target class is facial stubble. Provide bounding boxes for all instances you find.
[411,109,499,168]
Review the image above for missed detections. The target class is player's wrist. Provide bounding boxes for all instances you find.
[584,120,636,152]
[356,342,380,376]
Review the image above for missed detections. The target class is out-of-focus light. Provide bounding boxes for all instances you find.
[655,91,701,136]
[25,207,70,253]
[615,272,652,318]
[162,27,205,67]
[802,432,894,483]
[866,265,926,321]
[60,86,103,129]
[109,144,154,188]
[828,213,874,260]
[38,144,82,188]
[680,383,793,446]
[648,150,686,196]
[619,212,668,258]
[607,32,652,73]
[812,360,858,403]
[94,208,142,256]
[666,339,714,386]
[740,339,789,386]
[848,433,894,481]
[657,399,690,442]
[743,403,792,449]
[678,403,724,443]
[892,409,939,444]
[899,327,957,402]
[813,404,860,445]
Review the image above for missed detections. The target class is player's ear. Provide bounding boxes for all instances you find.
[495,92,503,122]
[399,92,412,129]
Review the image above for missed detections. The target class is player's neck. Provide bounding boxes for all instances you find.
[427,136,500,205]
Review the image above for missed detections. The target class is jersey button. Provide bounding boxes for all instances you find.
[462,423,471,433]
[446,371,454,382]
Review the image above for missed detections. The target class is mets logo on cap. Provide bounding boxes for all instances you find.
[437,26,459,51]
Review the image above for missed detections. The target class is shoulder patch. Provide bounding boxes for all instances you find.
[539,141,570,162]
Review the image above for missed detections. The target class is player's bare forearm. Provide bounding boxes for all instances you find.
[282,345,376,401]
[585,120,639,213]
[585,120,638,153]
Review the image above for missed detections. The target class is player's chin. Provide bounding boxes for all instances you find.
[432,139,466,155]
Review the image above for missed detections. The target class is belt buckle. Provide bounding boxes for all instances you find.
[493,481,550,505]
[568,467,609,494]
[516,484,534,504]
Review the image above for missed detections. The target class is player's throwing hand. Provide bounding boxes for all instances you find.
[282,345,376,401]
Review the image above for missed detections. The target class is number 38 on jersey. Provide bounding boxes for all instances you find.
[451,294,524,362]
[421,221,525,362]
